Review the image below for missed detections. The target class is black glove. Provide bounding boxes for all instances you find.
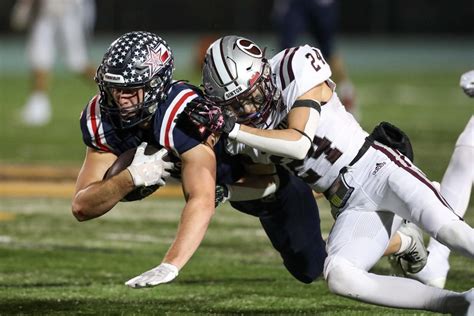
[369,121,414,161]
[184,98,237,134]
[215,184,230,207]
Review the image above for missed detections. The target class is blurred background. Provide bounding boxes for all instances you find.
[0,0,471,182]
[0,0,472,181]
[0,0,473,76]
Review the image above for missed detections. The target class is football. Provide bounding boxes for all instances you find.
[104,144,161,202]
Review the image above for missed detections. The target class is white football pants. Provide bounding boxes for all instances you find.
[323,143,474,313]
[425,116,474,270]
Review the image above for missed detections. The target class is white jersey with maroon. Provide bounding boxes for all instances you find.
[227,45,474,311]
[226,45,367,192]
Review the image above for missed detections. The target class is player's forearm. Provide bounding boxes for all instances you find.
[230,125,312,160]
[72,170,134,221]
[162,197,215,269]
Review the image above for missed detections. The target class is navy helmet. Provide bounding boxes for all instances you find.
[95,31,174,129]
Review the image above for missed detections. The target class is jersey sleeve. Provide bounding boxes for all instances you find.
[271,45,332,108]
[154,87,204,156]
[79,95,114,153]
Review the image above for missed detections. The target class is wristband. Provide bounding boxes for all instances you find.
[228,123,240,139]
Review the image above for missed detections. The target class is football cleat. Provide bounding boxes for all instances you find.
[451,289,474,316]
[389,222,428,275]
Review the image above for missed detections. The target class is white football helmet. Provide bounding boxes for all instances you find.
[202,35,278,127]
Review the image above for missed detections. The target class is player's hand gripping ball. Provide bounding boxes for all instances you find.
[104,144,172,202]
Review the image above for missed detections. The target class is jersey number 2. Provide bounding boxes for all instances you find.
[305,49,326,72]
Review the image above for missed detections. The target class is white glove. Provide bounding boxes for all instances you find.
[125,263,179,289]
[460,70,474,98]
[126,142,173,187]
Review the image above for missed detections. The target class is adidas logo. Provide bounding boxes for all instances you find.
[372,162,386,175]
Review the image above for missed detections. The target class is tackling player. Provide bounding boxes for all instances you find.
[187,35,474,313]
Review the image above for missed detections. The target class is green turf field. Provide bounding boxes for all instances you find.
[0,38,473,314]
[0,197,473,315]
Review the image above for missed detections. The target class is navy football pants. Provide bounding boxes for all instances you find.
[230,168,327,283]
[215,140,326,283]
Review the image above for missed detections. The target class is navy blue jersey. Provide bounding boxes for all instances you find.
[80,82,206,177]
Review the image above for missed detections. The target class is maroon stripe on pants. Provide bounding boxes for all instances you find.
[372,143,454,211]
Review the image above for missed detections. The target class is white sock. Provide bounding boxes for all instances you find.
[441,125,474,215]
[395,231,412,254]
[425,119,474,260]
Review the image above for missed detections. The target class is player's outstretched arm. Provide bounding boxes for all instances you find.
[125,143,217,288]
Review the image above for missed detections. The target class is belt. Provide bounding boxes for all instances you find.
[323,138,372,213]
[348,138,372,167]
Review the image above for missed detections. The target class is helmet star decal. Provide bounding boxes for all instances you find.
[96,31,175,129]
[143,44,171,78]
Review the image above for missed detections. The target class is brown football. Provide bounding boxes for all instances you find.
[104,145,161,202]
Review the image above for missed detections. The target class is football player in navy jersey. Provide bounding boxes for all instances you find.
[71,31,327,289]
[213,140,327,284]
[72,31,218,288]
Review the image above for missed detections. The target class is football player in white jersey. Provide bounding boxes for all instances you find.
[187,35,474,314]
[410,71,474,288]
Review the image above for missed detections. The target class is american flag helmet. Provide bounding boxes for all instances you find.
[202,35,277,128]
[95,31,174,129]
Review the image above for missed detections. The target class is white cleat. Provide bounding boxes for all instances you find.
[21,92,51,126]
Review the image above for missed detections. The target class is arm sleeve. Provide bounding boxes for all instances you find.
[231,107,320,160]
[79,96,114,153]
